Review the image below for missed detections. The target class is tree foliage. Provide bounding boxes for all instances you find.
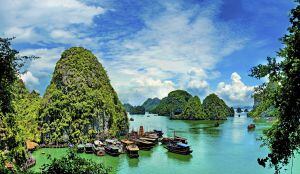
[39,47,128,144]
[178,96,206,120]
[202,94,234,120]
[141,98,161,112]
[41,151,111,174]
[0,37,37,166]
[152,90,192,116]
[250,2,300,172]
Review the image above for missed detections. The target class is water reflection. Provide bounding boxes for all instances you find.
[166,151,193,162]
[127,158,139,168]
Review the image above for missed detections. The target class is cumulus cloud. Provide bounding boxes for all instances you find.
[216,72,254,106]
[21,71,39,85]
[104,1,247,104]
[20,47,65,78]
[0,0,104,44]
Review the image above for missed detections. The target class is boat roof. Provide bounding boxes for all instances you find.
[136,139,153,144]
[127,145,139,151]
[106,139,116,143]
[109,145,120,150]
[78,144,85,148]
[140,137,156,141]
[85,143,94,147]
[175,136,187,140]
[177,142,189,147]
[121,139,133,144]
[94,140,103,145]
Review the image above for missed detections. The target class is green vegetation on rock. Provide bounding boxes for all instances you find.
[152,90,233,120]
[248,83,279,118]
[202,94,234,120]
[173,96,206,120]
[123,103,145,115]
[152,90,192,116]
[142,98,161,112]
[13,80,42,142]
[39,47,128,144]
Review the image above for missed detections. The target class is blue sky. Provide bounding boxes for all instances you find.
[0,0,295,106]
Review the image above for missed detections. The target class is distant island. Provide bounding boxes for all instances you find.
[125,90,234,120]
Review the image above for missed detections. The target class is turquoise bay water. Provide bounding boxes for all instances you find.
[32,113,300,174]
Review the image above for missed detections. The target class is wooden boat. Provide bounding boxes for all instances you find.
[95,147,105,156]
[161,135,188,145]
[165,142,192,155]
[134,139,155,150]
[214,122,219,127]
[94,140,104,147]
[140,137,158,144]
[104,145,121,156]
[153,130,164,137]
[161,137,171,144]
[248,124,256,130]
[77,144,85,153]
[126,144,139,158]
[85,143,95,153]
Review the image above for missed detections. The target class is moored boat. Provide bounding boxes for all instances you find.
[77,144,85,153]
[247,124,256,130]
[153,129,164,137]
[126,144,139,158]
[165,142,192,155]
[104,145,121,156]
[140,137,158,144]
[95,147,105,156]
[134,139,155,150]
[85,143,95,153]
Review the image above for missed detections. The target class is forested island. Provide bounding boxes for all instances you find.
[125,90,234,120]
[151,90,234,120]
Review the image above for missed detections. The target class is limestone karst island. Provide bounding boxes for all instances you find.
[0,1,299,174]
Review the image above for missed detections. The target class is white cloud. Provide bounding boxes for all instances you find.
[104,1,247,104]
[21,71,39,85]
[216,72,254,106]
[20,47,65,78]
[0,0,104,44]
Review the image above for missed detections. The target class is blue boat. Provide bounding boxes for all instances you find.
[165,142,192,155]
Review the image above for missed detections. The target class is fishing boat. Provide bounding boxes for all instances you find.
[134,139,155,150]
[165,142,193,155]
[95,147,105,156]
[104,145,121,156]
[153,129,164,137]
[126,144,139,158]
[140,137,158,144]
[94,140,104,147]
[77,144,85,153]
[247,124,256,130]
[85,143,95,153]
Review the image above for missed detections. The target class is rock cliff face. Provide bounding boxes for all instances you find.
[39,47,128,143]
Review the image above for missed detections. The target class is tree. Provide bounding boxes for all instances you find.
[0,37,37,166]
[41,151,111,174]
[250,2,300,172]
[180,96,206,120]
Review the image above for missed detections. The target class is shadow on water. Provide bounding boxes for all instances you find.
[127,157,140,168]
[139,149,153,159]
[166,151,193,162]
